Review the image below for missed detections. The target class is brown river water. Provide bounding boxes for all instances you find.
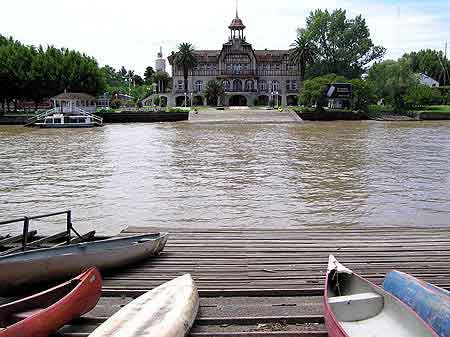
[0,121,449,235]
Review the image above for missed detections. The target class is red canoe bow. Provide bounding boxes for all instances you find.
[0,267,102,337]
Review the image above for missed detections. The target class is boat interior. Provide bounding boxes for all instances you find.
[0,279,79,328]
[327,270,436,337]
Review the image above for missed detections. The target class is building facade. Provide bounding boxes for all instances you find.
[167,11,301,107]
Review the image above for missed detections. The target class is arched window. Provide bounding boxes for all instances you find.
[259,80,268,92]
[245,80,255,92]
[195,80,203,92]
[233,79,243,92]
[271,80,280,92]
[223,80,231,91]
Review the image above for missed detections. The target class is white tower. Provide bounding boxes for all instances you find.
[155,47,166,72]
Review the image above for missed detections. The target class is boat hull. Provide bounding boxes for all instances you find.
[0,267,101,337]
[89,274,199,337]
[383,271,450,337]
[0,233,168,294]
[324,256,439,337]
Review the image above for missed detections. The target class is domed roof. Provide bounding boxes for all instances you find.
[229,14,245,30]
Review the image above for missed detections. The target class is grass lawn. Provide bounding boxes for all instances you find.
[422,105,450,113]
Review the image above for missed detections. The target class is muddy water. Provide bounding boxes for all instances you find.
[0,121,449,235]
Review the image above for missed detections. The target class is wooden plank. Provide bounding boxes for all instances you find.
[0,230,38,246]
[0,231,68,256]
[189,332,328,337]
[101,288,324,298]
[72,315,324,326]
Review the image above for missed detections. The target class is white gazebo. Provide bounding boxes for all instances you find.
[52,92,97,114]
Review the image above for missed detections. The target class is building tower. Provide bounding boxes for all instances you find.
[229,4,246,40]
[155,47,166,72]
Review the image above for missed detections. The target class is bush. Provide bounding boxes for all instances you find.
[405,85,442,108]
[168,107,190,113]
[153,95,161,106]
[110,99,122,109]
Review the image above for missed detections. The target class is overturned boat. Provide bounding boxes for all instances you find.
[89,274,199,337]
[383,270,450,337]
[0,233,168,294]
[324,255,438,337]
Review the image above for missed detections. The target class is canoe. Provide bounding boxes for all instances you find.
[89,274,199,337]
[0,233,168,294]
[383,270,450,337]
[0,267,101,337]
[324,255,439,337]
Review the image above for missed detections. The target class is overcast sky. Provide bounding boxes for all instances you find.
[1,0,449,75]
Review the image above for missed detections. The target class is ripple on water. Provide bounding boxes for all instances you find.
[0,121,449,235]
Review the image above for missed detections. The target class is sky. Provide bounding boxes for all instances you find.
[1,0,449,75]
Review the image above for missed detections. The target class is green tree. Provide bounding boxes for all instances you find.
[302,9,385,78]
[152,71,171,93]
[174,43,197,92]
[290,28,317,82]
[349,79,373,111]
[405,85,442,108]
[204,80,224,106]
[367,59,418,113]
[133,74,144,86]
[403,49,450,86]
[299,74,346,108]
[144,66,155,84]
[0,35,105,113]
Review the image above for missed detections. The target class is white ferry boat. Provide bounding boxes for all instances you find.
[26,92,103,128]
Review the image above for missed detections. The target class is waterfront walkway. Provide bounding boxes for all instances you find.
[60,225,450,336]
[187,107,303,124]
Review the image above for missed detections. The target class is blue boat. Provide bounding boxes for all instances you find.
[383,270,450,337]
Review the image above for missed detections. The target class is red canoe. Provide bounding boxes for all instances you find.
[0,267,102,337]
[324,256,438,337]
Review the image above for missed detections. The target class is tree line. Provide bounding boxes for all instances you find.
[0,35,172,113]
[0,35,104,112]
[290,9,450,113]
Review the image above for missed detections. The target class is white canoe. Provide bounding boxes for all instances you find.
[89,274,199,337]
[0,233,168,294]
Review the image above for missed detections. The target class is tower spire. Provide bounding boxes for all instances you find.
[236,0,239,18]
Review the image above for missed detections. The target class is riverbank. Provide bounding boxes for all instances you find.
[96,110,189,123]
[0,110,189,125]
[293,108,367,121]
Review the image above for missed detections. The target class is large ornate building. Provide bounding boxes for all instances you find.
[167,10,301,107]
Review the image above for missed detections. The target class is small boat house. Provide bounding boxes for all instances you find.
[53,92,97,114]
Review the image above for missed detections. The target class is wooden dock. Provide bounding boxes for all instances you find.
[57,225,450,337]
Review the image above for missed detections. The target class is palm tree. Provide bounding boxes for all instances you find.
[174,43,197,93]
[204,80,225,106]
[290,29,316,82]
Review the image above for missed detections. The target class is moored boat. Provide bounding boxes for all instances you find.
[0,267,101,337]
[0,233,168,294]
[324,255,439,337]
[34,113,102,128]
[89,274,199,337]
[383,270,450,337]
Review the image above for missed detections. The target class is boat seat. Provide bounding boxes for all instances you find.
[328,292,384,322]
[10,308,45,323]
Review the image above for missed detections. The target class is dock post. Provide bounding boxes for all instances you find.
[66,210,72,244]
[22,217,29,251]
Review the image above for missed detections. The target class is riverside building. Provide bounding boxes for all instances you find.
[166,10,301,107]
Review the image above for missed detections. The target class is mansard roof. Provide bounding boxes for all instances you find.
[168,49,292,64]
